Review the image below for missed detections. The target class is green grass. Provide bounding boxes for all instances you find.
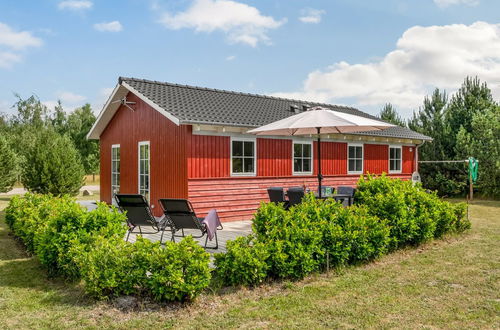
[0,197,498,329]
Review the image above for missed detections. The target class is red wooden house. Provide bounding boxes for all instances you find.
[88,77,432,222]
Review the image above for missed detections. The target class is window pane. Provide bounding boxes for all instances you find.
[349,159,355,171]
[356,146,363,158]
[232,141,243,156]
[390,148,395,159]
[244,158,254,173]
[294,144,302,157]
[349,146,355,159]
[303,159,311,172]
[232,158,243,173]
[244,141,254,156]
[303,144,311,157]
[396,148,401,160]
[294,159,302,172]
[356,160,362,172]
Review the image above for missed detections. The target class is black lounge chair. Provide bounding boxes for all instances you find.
[114,194,171,244]
[287,187,305,208]
[158,198,223,249]
[336,186,356,206]
[267,187,289,209]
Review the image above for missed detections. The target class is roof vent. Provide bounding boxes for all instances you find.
[290,104,300,113]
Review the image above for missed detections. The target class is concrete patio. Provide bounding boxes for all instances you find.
[78,200,253,253]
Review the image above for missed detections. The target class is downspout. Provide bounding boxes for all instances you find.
[415,140,426,172]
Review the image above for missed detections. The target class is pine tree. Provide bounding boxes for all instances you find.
[21,128,85,196]
[379,103,406,127]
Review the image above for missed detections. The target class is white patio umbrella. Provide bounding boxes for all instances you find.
[247,107,395,198]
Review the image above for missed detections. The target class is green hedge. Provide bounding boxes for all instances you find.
[5,193,211,302]
[215,175,470,287]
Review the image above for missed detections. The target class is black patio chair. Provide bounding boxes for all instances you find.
[114,194,171,244]
[267,187,289,209]
[287,187,305,208]
[336,186,356,206]
[158,198,223,249]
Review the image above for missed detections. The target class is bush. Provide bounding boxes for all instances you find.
[75,237,137,299]
[0,135,18,193]
[141,236,211,302]
[255,199,324,279]
[214,235,269,286]
[356,174,470,245]
[78,236,211,301]
[21,128,85,196]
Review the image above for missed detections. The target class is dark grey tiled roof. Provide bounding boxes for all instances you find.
[120,77,432,141]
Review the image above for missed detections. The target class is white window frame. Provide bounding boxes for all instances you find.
[230,137,256,176]
[138,141,150,201]
[111,144,120,205]
[347,143,364,175]
[389,145,402,174]
[292,140,313,175]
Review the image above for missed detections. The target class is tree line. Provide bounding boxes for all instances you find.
[379,77,499,198]
[0,95,99,195]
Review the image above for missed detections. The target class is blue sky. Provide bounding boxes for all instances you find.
[0,0,499,118]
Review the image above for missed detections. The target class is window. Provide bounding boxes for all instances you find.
[348,144,363,174]
[231,138,256,175]
[389,146,402,173]
[293,142,312,174]
[111,145,120,204]
[138,141,150,201]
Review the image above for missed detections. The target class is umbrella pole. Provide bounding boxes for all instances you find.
[317,127,323,199]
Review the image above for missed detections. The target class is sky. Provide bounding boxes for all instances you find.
[0,0,499,119]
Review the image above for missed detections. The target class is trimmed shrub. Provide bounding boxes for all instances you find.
[214,235,269,286]
[78,236,211,301]
[141,236,211,302]
[356,174,470,245]
[75,237,137,299]
[254,199,324,279]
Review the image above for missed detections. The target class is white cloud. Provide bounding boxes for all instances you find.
[272,22,500,117]
[91,87,115,114]
[226,55,236,61]
[93,21,123,32]
[158,0,286,47]
[0,22,42,68]
[0,22,42,50]
[58,0,93,11]
[433,0,479,7]
[57,91,86,104]
[0,51,21,68]
[299,8,325,24]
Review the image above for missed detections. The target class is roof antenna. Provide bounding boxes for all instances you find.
[112,97,136,111]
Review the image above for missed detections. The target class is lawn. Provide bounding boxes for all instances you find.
[0,196,498,329]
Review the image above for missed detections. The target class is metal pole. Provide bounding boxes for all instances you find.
[317,127,323,199]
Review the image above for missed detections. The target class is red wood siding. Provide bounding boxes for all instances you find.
[189,174,411,221]
[402,146,415,174]
[364,144,389,174]
[313,141,347,175]
[99,92,189,216]
[188,133,230,178]
[257,138,292,176]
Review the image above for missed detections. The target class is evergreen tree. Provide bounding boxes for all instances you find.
[21,128,84,196]
[379,103,406,126]
[66,104,99,174]
[0,135,18,193]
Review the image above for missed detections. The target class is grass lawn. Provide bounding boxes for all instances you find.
[0,197,498,329]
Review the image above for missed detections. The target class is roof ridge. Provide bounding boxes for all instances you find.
[118,76,359,111]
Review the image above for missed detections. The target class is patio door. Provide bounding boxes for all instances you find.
[138,141,150,202]
[111,144,120,205]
